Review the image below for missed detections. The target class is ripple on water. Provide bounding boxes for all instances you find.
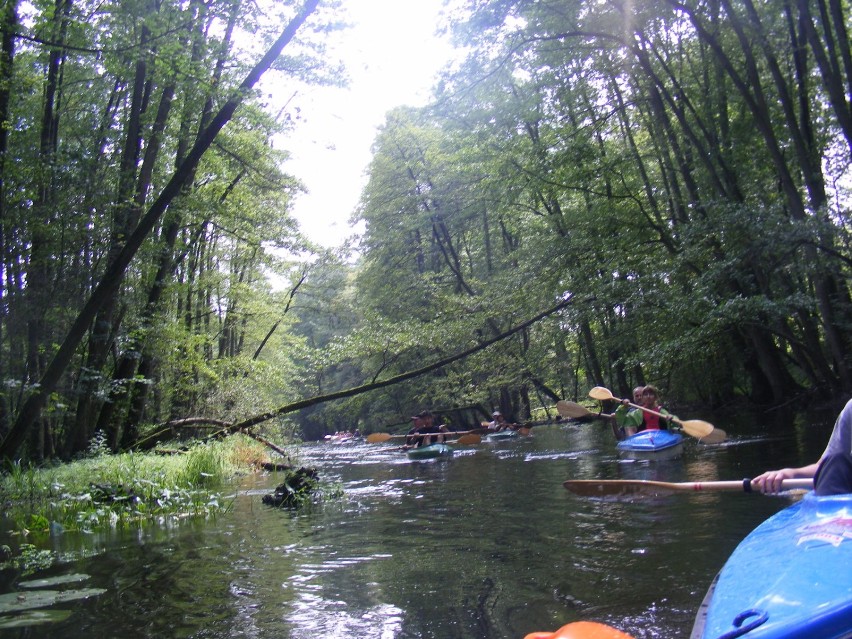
[287,598,404,639]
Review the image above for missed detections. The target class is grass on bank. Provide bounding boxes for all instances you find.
[0,433,347,578]
[0,433,278,538]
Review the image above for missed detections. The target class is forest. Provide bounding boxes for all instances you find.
[0,0,849,463]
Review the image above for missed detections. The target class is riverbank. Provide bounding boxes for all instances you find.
[0,434,287,573]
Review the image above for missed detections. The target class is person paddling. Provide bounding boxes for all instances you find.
[488,411,518,431]
[607,386,646,440]
[614,385,676,437]
[753,397,852,496]
[405,410,449,448]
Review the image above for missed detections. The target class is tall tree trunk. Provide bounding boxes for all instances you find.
[24,0,71,460]
[0,0,18,438]
[0,0,322,460]
[67,9,154,456]
[97,81,176,449]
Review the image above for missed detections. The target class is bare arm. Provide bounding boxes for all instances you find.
[751,463,820,493]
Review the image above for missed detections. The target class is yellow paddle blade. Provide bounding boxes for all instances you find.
[697,427,727,444]
[588,386,615,401]
[676,418,715,439]
[366,433,392,443]
[454,434,481,445]
[557,400,593,418]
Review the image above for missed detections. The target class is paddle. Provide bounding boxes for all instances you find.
[389,433,482,451]
[556,400,615,420]
[480,420,532,436]
[588,386,726,443]
[367,429,483,443]
[563,477,814,497]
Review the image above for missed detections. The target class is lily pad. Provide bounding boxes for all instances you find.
[0,588,107,614]
[18,573,90,589]
[0,608,73,628]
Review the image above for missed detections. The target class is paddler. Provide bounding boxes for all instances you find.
[613,385,676,437]
[405,410,449,448]
[607,386,646,440]
[753,397,852,496]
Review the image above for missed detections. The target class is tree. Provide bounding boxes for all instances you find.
[0,0,322,460]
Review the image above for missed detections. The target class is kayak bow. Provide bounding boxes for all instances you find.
[406,443,453,460]
[693,492,852,639]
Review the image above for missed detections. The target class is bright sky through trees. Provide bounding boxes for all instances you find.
[281,0,456,249]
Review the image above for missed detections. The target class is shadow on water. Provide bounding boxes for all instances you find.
[0,406,839,638]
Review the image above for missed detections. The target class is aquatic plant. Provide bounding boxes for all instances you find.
[261,466,344,509]
[0,437,268,538]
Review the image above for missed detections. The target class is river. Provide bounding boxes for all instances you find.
[0,403,841,638]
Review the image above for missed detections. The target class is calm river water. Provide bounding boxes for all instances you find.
[0,403,843,639]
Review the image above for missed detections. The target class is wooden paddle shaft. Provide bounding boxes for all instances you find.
[591,387,686,423]
[590,387,678,422]
[369,428,481,442]
[563,478,814,497]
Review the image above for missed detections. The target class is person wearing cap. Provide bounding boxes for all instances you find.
[405,410,449,447]
[487,411,509,432]
[487,410,524,432]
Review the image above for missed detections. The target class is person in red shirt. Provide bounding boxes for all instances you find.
[614,385,675,437]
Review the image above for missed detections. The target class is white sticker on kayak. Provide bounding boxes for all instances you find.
[796,517,852,547]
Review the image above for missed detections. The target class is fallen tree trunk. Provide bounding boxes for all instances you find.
[132,296,584,451]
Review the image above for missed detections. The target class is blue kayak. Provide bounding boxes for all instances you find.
[693,492,852,639]
[406,443,453,460]
[616,430,683,461]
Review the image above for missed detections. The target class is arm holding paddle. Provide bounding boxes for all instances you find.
[564,477,814,497]
[753,397,852,496]
[752,464,820,494]
[609,386,647,440]
[613,402,646,437]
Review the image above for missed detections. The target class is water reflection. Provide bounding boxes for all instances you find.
[0,410,837,638]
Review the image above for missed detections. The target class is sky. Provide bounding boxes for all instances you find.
[280,0,458,250]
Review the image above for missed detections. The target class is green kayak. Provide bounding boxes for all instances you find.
[406,443,454,460]
[484,430,519,441]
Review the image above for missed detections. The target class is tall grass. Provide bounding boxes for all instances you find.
[0,435,271,535]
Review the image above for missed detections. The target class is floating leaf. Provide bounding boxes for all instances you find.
[0,588,106,614]
[18,574,90,589]
[0,609,74,628]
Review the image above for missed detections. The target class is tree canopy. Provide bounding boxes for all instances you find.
[0,0,850,462]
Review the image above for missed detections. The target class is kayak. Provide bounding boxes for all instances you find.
[691,492,852,639]
[615,430,683,461]
[406,443,454,460]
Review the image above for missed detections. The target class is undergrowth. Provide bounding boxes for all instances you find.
[0,434,271,537]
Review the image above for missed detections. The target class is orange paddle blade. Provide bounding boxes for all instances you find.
[524,621,635,639]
